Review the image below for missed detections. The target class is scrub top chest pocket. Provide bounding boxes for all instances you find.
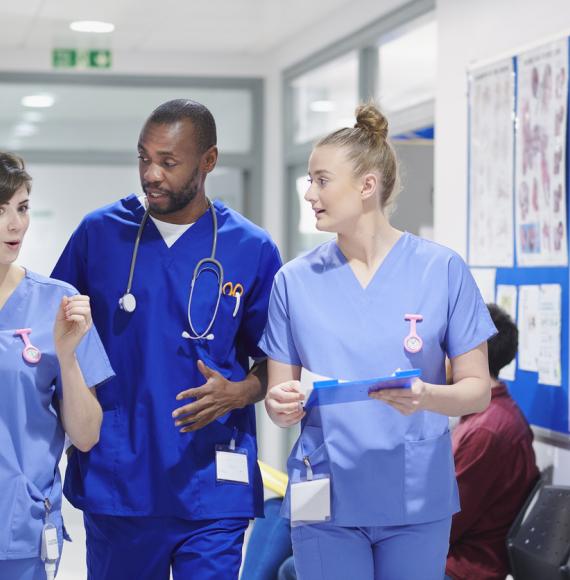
[189,278,245,365]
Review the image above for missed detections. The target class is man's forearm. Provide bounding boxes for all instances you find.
[235,359,268,407]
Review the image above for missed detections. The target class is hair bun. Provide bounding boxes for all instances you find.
[354,103,389,143]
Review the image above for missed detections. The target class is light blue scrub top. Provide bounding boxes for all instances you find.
[52,196,282,520]
[259,234,497,527]
[0,271,114,560]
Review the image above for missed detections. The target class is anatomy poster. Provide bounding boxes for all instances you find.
[515,38,568,266]
[468,59,515,266]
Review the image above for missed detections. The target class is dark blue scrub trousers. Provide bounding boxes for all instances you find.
[84,513,249,580]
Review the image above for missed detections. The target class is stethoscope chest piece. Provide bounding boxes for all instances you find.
[119,292,137,313]
[15,328,42,364]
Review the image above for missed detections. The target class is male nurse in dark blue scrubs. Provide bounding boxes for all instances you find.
[52,99,282,579]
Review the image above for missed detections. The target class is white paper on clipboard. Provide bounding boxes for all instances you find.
[299,368,333,405]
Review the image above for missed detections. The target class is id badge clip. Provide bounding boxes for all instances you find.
[290,456,331,525]
[215,428,250,485]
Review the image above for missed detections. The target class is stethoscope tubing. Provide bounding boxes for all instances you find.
[125,209,150,295]
[120,198,224,340]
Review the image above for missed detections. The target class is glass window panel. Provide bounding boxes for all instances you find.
[0,84,252,154]
[20,163,244,276]
[209,166,245,215]
[289,165,334,257]
[291,51,358,144]
[377,19,437,116]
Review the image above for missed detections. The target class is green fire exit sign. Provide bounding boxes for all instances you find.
[52,49,112,69]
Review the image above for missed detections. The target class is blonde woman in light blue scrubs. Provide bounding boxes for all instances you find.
[261,104,496,580]
[0,152,114,580]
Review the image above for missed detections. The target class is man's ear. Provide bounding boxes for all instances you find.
[201,146,218,173]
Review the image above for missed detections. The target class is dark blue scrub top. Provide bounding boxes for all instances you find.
[52,196,282,519]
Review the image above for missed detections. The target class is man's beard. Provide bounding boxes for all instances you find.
[144,166,200,215]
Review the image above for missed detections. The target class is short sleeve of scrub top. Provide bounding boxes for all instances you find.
[258,270,301,367]
[444,253,497,359]
[54,314,115,399]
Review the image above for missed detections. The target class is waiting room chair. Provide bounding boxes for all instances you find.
[507,471,570,580]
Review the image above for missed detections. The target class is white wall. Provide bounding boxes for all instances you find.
[435,0,570,483]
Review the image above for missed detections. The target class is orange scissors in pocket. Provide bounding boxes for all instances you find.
[223,282,244,297]
[222,282,244,317]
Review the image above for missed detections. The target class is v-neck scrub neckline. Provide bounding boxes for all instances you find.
[332,231,408,293]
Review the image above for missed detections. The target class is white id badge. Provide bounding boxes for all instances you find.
[291,476,331,523]
[41,522,59,561]
[215,445,249,484]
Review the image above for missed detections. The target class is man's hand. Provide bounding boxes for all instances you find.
[172,360,244,433]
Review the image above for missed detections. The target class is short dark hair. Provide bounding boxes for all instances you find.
[0,151,32,204]
[146,99,217,153]
[487,303,518,379]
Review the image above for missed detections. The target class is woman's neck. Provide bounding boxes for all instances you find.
[0,264,25,309]
[0,263,14,286]
[337,211,402,269]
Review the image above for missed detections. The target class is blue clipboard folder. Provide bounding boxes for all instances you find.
[304,369,421,410]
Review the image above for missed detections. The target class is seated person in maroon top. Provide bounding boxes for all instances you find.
[446,303,540,580]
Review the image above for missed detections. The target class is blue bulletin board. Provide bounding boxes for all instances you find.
[467,39,570,435]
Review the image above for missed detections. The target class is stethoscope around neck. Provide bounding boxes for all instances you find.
[118,199,223,341]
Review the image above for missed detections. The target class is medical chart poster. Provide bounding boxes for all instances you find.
[537,284,562,386]
[518,285,540,372]
[468,59,515,267]
[496,284,517,381]
[515,38,569,267]
[516,283,562,385]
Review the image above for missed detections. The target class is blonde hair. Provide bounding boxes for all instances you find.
[316,102,401,214]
